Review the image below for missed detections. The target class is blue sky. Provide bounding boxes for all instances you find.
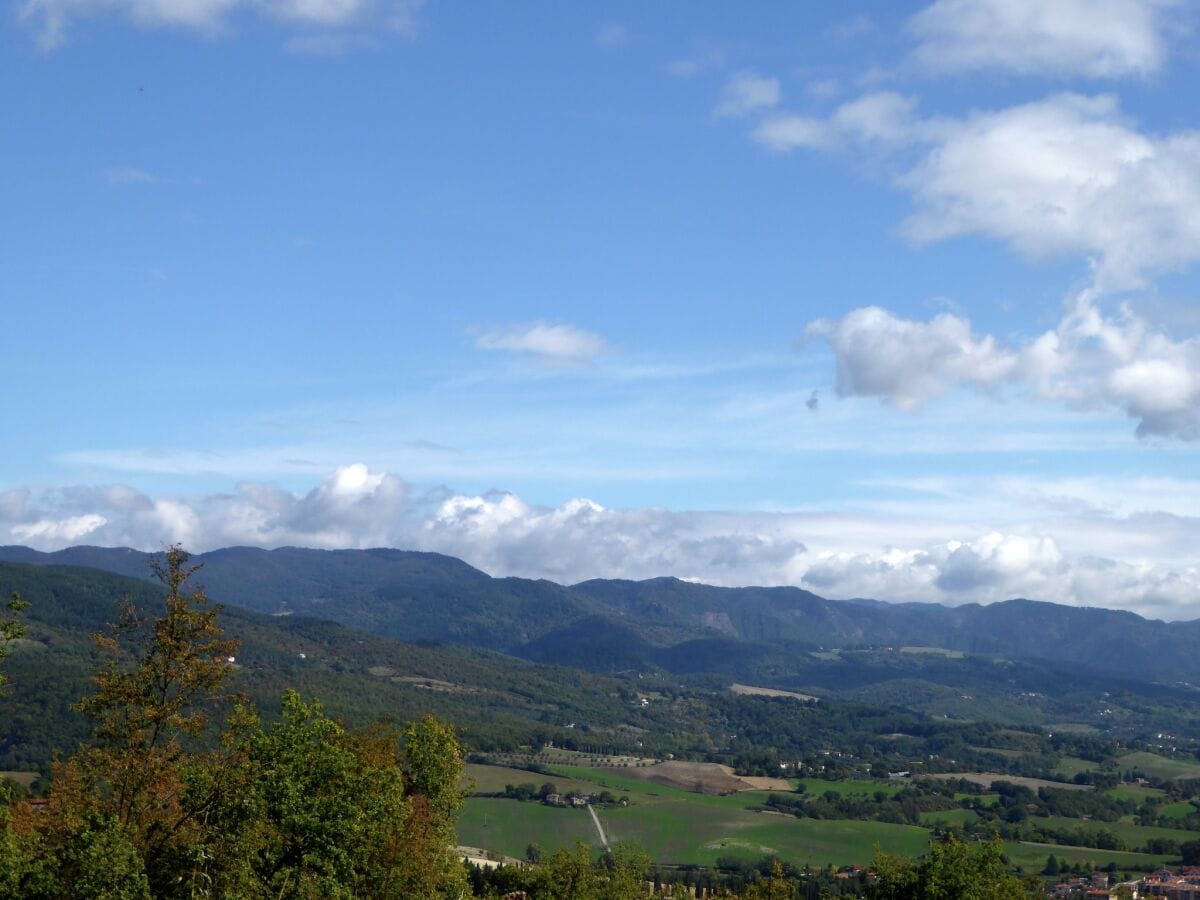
[4,0,1200,618]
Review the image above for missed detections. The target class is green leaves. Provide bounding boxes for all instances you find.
[0,591,29,695]
[870,835,1027,900]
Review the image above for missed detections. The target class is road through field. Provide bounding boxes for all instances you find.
[587,804,609,850]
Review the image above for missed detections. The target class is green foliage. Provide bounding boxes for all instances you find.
[0,591,29,695]
[23,815,151,900]
[1181,838,1200,866]
[0,548,476,899]
[870,836,1026,900]
[201,691,414,898]
[525,841,650,900]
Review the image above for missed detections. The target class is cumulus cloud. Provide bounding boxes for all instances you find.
[900,94,1200,291]
[713,71,781,118]
[3,465,1200,619]
[808,292,1200,440]
[19,0,423,48]
[753,92,1200,290]
[474,322,609,367]
[807,306,1017,411]
[908,0,1177,78]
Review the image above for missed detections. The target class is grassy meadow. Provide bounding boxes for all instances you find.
[455,763,1196,872]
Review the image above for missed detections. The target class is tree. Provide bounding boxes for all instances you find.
[7,546,477,899]
[870,836,1025,900]
[0,591,29,695]
[202,691,412,898]
[743,858,794,900]
[48,546,239,894]
[393,714,472,899]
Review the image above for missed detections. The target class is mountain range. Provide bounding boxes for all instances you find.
[2,544,1196,683]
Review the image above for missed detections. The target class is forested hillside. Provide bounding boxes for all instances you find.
[4,545,1198,684]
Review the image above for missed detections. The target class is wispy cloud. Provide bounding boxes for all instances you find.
[826,13,877,41]
[908,0,1177,78]
[713,71,781,118]
[104,166,164,185]
[20,0,424,48]
[473,322,610,367]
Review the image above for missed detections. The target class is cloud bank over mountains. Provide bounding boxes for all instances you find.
[4,464,1198,621]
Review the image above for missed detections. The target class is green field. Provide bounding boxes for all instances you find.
[605,814,930,868]
[1038,815,1200,849]
[458,798,597,857]
[1106,784,1165,802]
[797,778,903,798]
[919,808,979,827]
[1117,752,1200,781]
[1003,841,1175,873]
[1053,756,1100,779]
[456,763,1193,871]
[1161,801,1200,821]
[465,763,602,797]
[459,764,929,866]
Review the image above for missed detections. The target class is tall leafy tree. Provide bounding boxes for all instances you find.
[202,691,412,898]
[49,546,239,893]
[394,713,472,899]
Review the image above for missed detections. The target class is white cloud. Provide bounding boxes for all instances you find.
[751,92,1200,291]
[803,531,1200,621]
[807,306,1018,411]
[4,466,1200,619]
[908,0,1176,78]
[11,513,108,543]
[831,91,921,144]
[751,115,835,153]
[19,0,422,48]
[713,71,781,119]
[900,94,1200,291]
[474,322,609,367]
[751,90,925,153]
[809,292,1200,439]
